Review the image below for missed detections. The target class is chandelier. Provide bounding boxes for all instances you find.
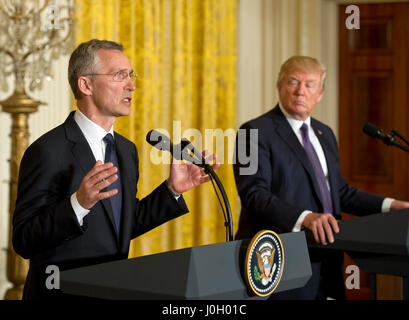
[0,0,75,94]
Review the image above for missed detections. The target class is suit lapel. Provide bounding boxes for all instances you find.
[64,111,119,241]
[64,111,96,175]
[271,106,326,209]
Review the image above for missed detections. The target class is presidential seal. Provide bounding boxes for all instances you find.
[244,230,284,297]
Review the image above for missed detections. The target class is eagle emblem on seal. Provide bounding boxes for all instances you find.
[255,243,276,285]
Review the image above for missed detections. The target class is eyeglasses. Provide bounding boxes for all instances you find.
[84,70,138,82]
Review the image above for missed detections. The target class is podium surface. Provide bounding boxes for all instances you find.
[61,232,311,300]
[306,210,409,276]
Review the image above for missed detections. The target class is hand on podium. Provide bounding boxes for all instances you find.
[302,212,340,246]
[390,199,409,211]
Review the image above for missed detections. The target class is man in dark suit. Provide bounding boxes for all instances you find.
[234,56,409,299]
[12,39,217,300]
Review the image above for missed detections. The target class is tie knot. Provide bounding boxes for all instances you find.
[300,123,309,136]
[104,133,114,145]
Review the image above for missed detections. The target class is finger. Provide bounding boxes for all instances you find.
[199,169,209,177]
[211,162,221,170]
[201,149,210,158]
[310,223,320,244]
[322,219,335,244]
[198,175,212,184]
[316,221,327,245]
[204,152,217,163]
[86,161,115,180]
[97,188,118,201]
[89,166,118,186]
[328,215,340,234]
[94,174,119,191]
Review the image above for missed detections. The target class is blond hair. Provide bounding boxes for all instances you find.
[277,56,326,91]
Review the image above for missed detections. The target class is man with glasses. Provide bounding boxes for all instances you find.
[12,39,217,299]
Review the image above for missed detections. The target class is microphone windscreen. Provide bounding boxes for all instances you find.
[363,123,382,138]
[146,130,172,151]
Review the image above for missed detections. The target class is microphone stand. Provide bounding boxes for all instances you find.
[386,129,409,153]
[204,165,234,242]
[181,141,234,242]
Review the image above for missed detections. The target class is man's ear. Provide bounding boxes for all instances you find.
[77,76,93,96]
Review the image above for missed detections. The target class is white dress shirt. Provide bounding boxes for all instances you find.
[70,109,114,226]
[277,103,393,232]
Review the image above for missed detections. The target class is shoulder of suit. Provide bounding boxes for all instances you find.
[29,122,66,148]
[310,117,334,133]
[113,131,135,146]
[240,109,278,130]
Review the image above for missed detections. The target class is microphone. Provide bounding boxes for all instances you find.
[146,129,174,153]
[146,130,196,163]
[146,130,234,241]
[362,123,390,142]
[180,138,210,169]
[363,123,409,152]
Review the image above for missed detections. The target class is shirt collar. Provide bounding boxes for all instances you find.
[74,108,114,143]
[278,101,311,133]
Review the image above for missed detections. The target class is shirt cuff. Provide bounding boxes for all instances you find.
[70,193,90,226]
[382,197,394,213]
[166,180,181,200]
[292,210,312,232]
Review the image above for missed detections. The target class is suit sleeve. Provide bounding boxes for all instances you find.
[12,142,84,259]
[127,143,189,239]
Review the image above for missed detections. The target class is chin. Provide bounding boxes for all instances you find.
[117,106,132,117]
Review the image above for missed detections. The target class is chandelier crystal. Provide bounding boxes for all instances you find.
[0,0,75,94]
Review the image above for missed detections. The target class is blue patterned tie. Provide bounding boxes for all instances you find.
[300,123,333,213]
[104,133,122,234]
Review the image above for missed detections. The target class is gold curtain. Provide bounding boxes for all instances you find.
[74,0,238,257]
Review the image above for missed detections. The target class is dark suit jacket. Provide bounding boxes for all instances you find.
[12,111,189,300]
[234,105,384,299]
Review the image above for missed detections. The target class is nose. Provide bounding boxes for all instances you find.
[125,77,136,91]
[294,82,306,96]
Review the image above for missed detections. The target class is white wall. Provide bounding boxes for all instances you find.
[237,0,339,133]
[0,55,71,298]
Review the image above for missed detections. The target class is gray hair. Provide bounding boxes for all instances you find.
[68,39,124,99]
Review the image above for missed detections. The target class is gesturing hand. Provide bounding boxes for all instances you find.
[167,151,220,195]
[76,160,119,209]
[302,212,340,245]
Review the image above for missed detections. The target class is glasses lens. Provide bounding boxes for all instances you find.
[130,73,138,82]
[113,71,138,82]
[113,71,126,81]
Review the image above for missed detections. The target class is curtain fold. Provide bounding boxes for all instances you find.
[74,0,238,257]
